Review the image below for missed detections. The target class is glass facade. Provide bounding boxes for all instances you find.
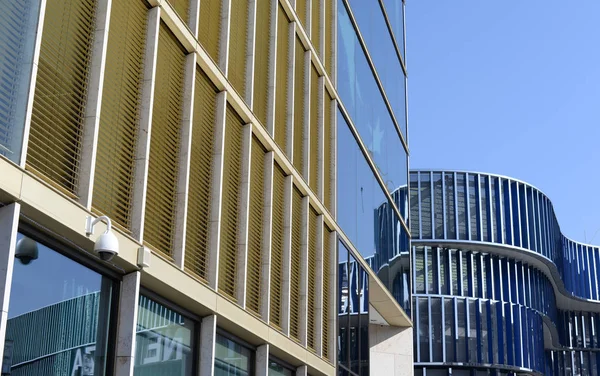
[0,0,41,164]
[134,296,196,375]
[338,242,370,376]
[410,170,600,375]
[214,333,254,376]
[4,233,116,375]
[336,0,409,373]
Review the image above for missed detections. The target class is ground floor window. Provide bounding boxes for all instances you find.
[215,331,254,376]
[3,233,116,375]
[134,295,196,375]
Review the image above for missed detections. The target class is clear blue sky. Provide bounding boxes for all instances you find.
[407,1,600,245]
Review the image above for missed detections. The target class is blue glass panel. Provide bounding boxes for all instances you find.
[381,0,405,61]
[0,0,41,163]
[346,0,406,139]
[337,1,407,194]
[511,181,520,248]
[7,234,115,375]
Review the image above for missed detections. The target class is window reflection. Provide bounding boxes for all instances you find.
[337,110,410,314]
[268,360,292,376]
[0,0,41,164]
[4,233,114,375]
[338,243,369,375]
[214,333,254,376]
[346,0,406,138]
[134,296,195,375]
[337,3,407,193]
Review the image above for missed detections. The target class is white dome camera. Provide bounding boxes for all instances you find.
[85,216,119,262]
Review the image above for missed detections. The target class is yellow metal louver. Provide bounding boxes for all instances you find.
[93,0,148,231]
[228,0,249,97]
[296,0,307,29]
[270,163,287,329]
[309,63,319,193]
[28,0,97,195]
[311,0,321,56]
[324,0,333,74]
[198,0,221,63]
[247,135,266,316]
[322,224,332,360]
[293,37,306,177]
[166,0,190,25]
[144,22,186,257]
[184,68,218,282]
[290,185,303,342]
[253,0,271,126]
[307,205,319,351]
[219,105,244,300]
[274,5,290,152]
[323,90,332,211]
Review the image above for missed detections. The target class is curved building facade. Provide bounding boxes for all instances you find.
[409,170,600,376]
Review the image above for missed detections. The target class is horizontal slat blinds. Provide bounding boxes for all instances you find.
[274,5,290,151]
[270,163,286,330]
[247,135,266,316]
[166,0,190,24]
[198,0,221,63]
[324,0,333,74]
[296,0,307,28]
[307,206,318,351]
[184,68,218,282]
[228,0,249,97]
[144,22,186,256]
[219,105,244,300]
[93,0,148,230]
[293,37,306,176]
[322,225,332,359]
[311,0,321,56]
[253,0,271,126]
[28,0,97,194]
[309,63,319,193]
[323,90,332,211]
[290,185,303,342]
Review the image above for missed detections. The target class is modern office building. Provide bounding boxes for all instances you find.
[409,170,600,376]
[0,0,411,375]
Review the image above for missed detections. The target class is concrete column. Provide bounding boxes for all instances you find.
[0,203,21,366]
[302,50,311,179]
[219,0,232,73]
[261,152,275,321]
[286,22,296,157]
[208,92,228,290]
[18,0,47,167]
[328,229,337,364]
[265,0,278,135]
[299,194,309,346]
[369,324,414,376]
[316,75,324,201]
[314,213,324,356]
[189,0,201,38]
[245,0,257,107]
[331,98,337,219]
[199,314,217,376]
[114,271,141,375]
[296,364,308,376]
[281,175,293,336]
[78,0,112,208]
[173,53,198,269]
[255,344,269,376]
[131,7,161,242]
[236,124,253,306]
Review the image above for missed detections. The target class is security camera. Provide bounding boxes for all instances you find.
[86,216,119,262]
[15,236,38,265]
